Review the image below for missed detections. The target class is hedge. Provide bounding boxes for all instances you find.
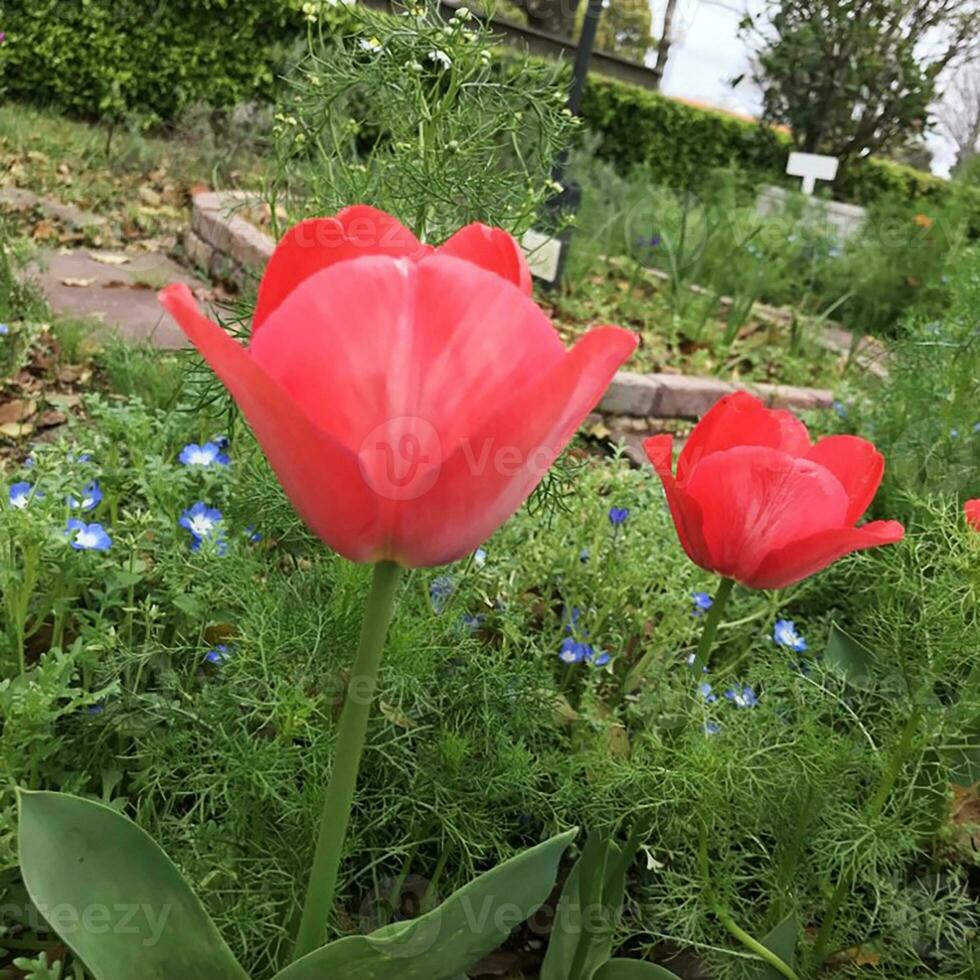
[0,0,968,215]
[0,0,307,126]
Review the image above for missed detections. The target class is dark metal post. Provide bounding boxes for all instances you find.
[567,0,605,118]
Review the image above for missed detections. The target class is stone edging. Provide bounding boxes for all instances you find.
[185,191,842,420]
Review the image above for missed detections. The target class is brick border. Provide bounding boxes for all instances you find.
[186,191,852,419]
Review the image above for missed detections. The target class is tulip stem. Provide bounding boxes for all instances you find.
[292,560,404,963]
[691,577,735,676]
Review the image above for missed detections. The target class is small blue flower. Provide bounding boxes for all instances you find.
[205,644,231,665]
[691,591,713,617]
[951,428,959,439]
[67,452,93,464]
[461,612,486,634]
[0,323,8,335]
[773,619,807,653]
[579,547,590,563]
[589,649,611,667]
[973,422,980,435]
[703,721,721,735]
[635,233,661,250]
[8,481,34,509]
[86,702,107,716]
[698,681,717,703]
[179,442,230,467]
[724,685,759,708]
[65,519,112,551]
[558,637,591,664]
[473,547,487,568]
[832,400,849,421]
[179,502,223,547]
[245,524,262,543]
[67,479,103,512]
[429,575,455,614]
[213,434,230,450]
[608,506,630,528]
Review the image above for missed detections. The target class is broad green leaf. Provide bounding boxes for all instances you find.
[542,832,625,980]
[594,959,683,979]
[747,913,798,980]
[17,791,248,980]
[823,622,875,689]
[273,828,577,980]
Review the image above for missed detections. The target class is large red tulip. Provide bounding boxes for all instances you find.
[160,206,636,567]
[965,499,980,532]
[644,392,904,589]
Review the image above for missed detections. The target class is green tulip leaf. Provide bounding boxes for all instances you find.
[273,828,577,980]
[17,790,248,980]
[747,913,799,980]
[593,959,683,979]
[824,622,875,689]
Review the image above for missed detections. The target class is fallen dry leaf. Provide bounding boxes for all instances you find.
[47,392,83,409]
[0,399,36,424]
[38,409,68,428]
[61,277,96,288]
[89,251,131,266]
[32,221,59,242]
[0,421,34,439]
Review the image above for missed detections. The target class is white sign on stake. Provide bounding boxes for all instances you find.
[786,152,839,195]
[521,228,564,284]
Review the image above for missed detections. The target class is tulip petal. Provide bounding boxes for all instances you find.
[252,206,429,335]
[387,325,637,566]
[806,435,885,525]
[966,498,980,532]
[158,283,384,563]
[438,222,532,294]
[683,445,850,584]
[745,520,905,590]
[677,391,810,480]
[643,435,712,569]
[249,254,568,455]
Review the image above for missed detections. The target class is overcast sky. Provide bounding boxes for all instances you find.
[649,0,960,176]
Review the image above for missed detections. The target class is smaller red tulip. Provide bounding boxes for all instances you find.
[965,499,980,532]
[644,392,904,589]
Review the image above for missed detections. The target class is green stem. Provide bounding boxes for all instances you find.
[291,560,404,962]
[714,904,801,980]
[691,577,735,675]
[811,706,922,966]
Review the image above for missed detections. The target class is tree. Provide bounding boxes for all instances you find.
[742,0,980,165]
[938,59,980,172]
[576,0,654,61]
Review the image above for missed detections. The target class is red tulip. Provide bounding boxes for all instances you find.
[644,392,904,589]
[160,205,636,568]
[965,499,980,532]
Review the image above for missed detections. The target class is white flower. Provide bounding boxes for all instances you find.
[427,49,452,69]
[359,36,384,53]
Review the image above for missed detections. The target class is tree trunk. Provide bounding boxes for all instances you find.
[652,0,679,90]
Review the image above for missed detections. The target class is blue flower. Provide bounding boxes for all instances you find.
[67,479,103,512]
[67,452,93,464]
[179,442,230,467]
[8,481,34,509]
[698,681,717,703]
[973,422,980,435]
[724,685,759,708]
[473,547,487,568]
[635,233,661,250]
[832,400,849,421]
[461,612,485,634]
[246,524,262,543]
[429,575,455,614]
[65,519,112,552]
[773,619,807,652]
[950,428,959,440]
[558,637,591,664]
[691,591,713,617]
[0,323,8,335]
[205,644,231,665]
[589,649,611,667]
[212,434,230,450]
[608,506,629,527]
[86,702,107,716]
[703,721,721,736]
[579,547,590,563]
[179,502,224,550]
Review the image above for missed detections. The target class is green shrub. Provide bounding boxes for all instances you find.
[0,0,307,128]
